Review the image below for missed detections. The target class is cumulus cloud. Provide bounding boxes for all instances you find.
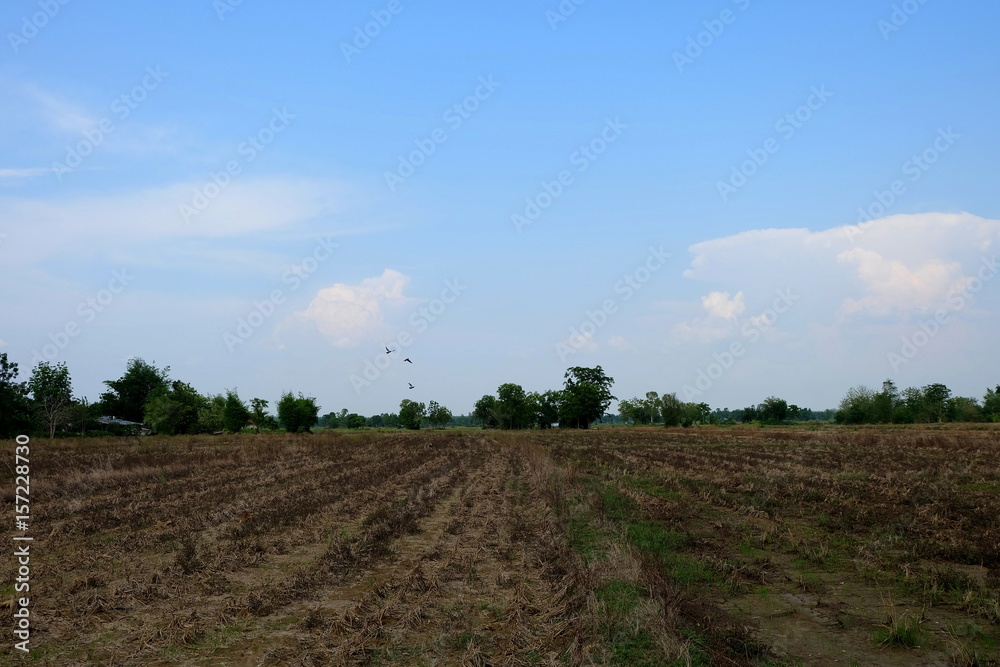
[682,212,999,320]
[701,291,746,320]
[292,269,415,347]
[836,248,968,315]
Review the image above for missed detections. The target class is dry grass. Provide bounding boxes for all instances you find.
[2,425,998,665]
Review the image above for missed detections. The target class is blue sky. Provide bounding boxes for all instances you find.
[2,0,998,417]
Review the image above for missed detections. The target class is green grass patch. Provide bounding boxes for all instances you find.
[873,612,922,648]
[622,475,682,501]
[567,514,603,561]
[626,521,713,584]
[598,484,638,522]
[594,581,661,666]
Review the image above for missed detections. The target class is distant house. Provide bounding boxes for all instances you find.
[96,416,150,435]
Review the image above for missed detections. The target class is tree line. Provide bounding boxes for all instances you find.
[2,352,996,439]
[834,380,1000,424]
[0,355,319,439]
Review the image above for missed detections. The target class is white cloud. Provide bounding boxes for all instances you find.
[682,212,999,321]
[836,248,968,315]
[0,168,53,185]
[701,291,745,320]
[23,84,98,134]
[0,339,8,348]
[0,177,349,267]
[291,269,416,347]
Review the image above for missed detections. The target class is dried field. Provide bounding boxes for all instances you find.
[2,425,998,665]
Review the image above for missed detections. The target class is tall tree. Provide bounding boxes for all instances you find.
[559,366,616,429]
[0,353,31,438]
[28,361,73,439]
[248,398,271,433]
[759,396,788,423]
[144,380,207,435]
[984,386,1000,422]
[496,383,531,429]
[473,395,499,429]
[922,383,952,423]
[100,358,169,423]
[277,392,320,433]
[427,401,452,429]
[836,385,876,424]
[222,389,251,433]
[642,391,661,424]
[399,399,426,430]
[661,392,684,427]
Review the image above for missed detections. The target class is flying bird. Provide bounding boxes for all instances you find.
[408,383,415,389]
[385,346,393,354]
[404,358,413,364]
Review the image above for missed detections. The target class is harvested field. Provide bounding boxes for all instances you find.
[3,425,999,665]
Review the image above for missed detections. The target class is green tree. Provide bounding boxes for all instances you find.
[922,383,952,423]
[346,413,366,429]
[948,396,982,422]
[277,392,320,433]
[642,391,661,424]
[399,399,426,430]
[835,386,876,424]
[197,394,226,433]
[617,398,639,424]
[680,401,702,427]
[873,379,898,424]
[559,366,616,429]
[248,398,271,433]
[534,390,561,428]
[495,383,531,429]
[983,386,1000,422]
[28,361,73,439]
[100,358,169,423]
[222,389,250,433]
[473,395,499,428]
[145,381,207,435]
[0,354,32,438]
[427,401,452,429]
[660,392,684,427]
[759,396,788,423]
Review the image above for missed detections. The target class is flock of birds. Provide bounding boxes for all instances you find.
[385,346,414,390]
